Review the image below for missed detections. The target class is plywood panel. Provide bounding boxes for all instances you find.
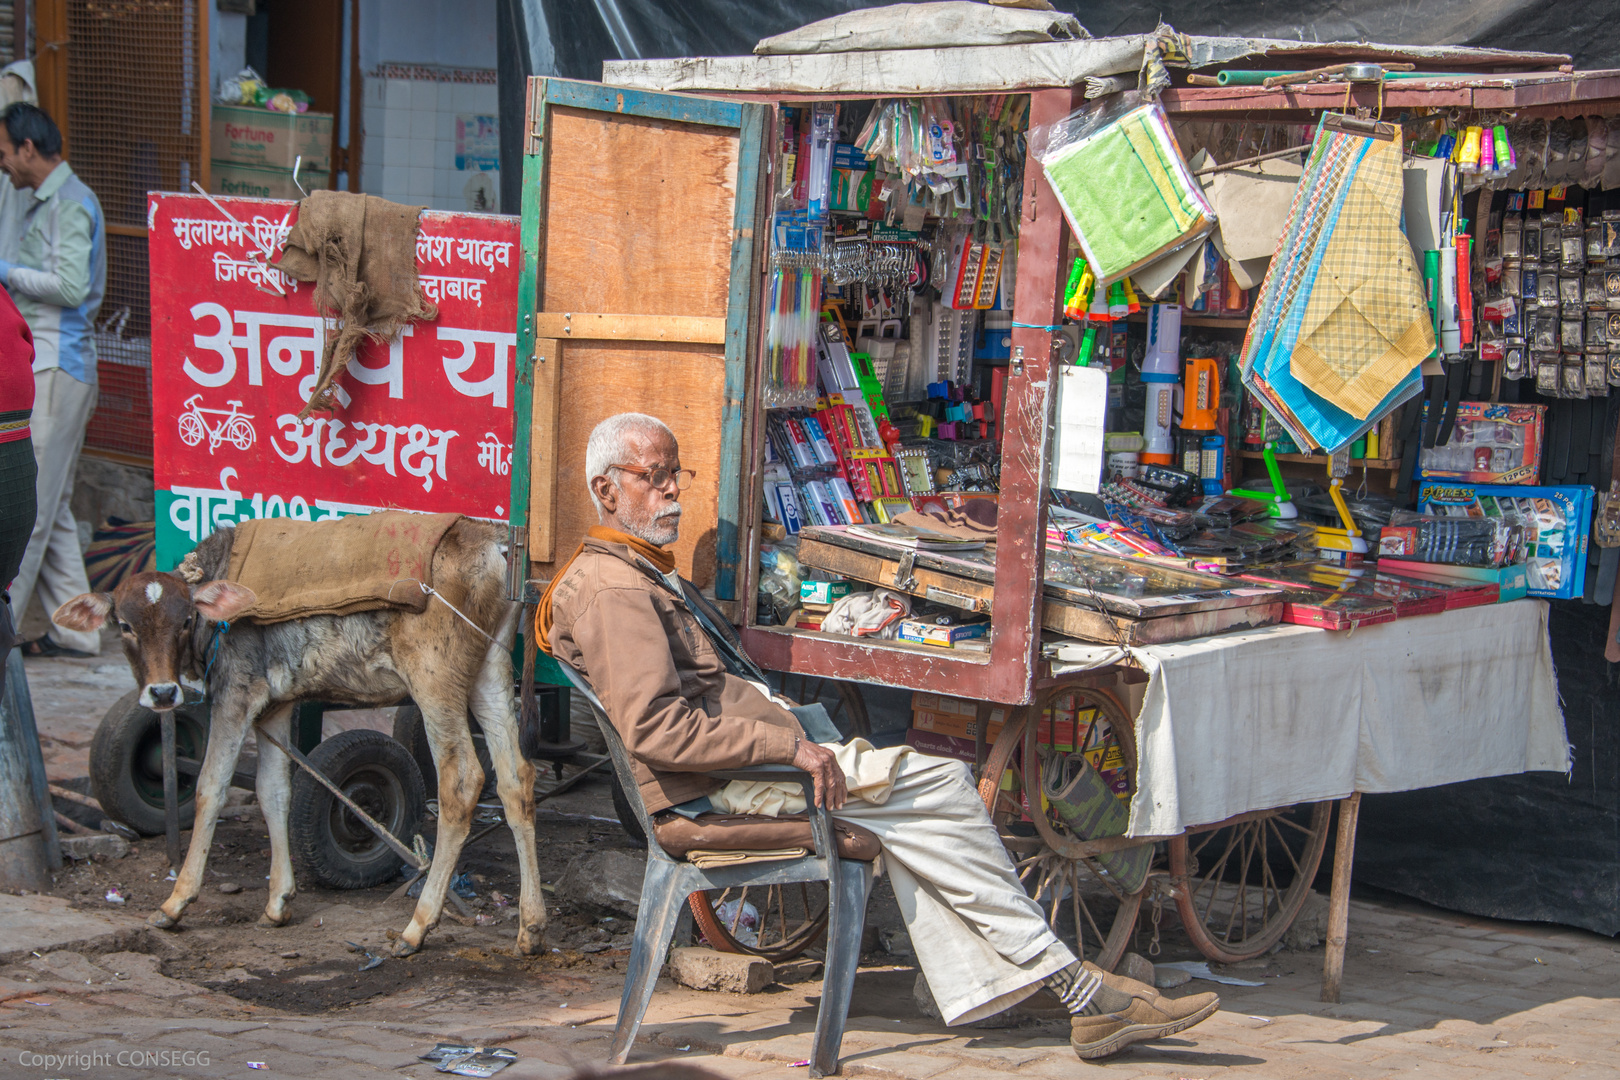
[530,341,726,588]
[542,106,738,318]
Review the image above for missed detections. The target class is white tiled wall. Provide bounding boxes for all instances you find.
[361,69,500,213]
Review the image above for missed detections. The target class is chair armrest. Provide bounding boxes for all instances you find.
[709,765,811,782]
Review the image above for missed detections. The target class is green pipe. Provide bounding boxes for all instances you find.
[1215,70,1291,85]
[1215,69,1475,86]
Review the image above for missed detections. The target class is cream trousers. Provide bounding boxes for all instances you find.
[8,368,97,655]
[722,747,1075,1026]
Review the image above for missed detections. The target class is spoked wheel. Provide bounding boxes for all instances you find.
[979,687,1145,973]
[690,882,830,962]
[769,672,871,740]
[1168,801,1333,963]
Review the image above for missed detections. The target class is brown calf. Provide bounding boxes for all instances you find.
[55,519,545,957]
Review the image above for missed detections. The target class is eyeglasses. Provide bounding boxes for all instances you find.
[609,463,696,491]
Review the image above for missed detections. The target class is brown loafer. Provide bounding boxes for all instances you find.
[1069,990,1220,1060]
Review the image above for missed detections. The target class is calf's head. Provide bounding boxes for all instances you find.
[55,574,257,711]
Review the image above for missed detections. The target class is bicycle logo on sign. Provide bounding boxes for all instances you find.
[178,394,256,454]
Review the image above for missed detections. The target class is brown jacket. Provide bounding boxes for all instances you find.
[547,536,803,813]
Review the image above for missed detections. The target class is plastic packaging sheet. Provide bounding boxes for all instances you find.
[1240,115,1433,452]
[1034,93,1214,284]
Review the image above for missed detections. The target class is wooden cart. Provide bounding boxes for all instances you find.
[506,53,1606,997]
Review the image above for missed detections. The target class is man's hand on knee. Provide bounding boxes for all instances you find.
[793,739,847,810]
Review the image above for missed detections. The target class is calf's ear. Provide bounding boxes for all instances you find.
[192,580,258,622]
[54,593,115,631]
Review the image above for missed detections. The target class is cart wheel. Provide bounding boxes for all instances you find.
[979,687,1144,973]
[391,703,495,798]
[290,728,426,889]
[608,771,646,848]
[690,883,830,963]
[769,672,871,740]
[1168,801,1333,964]
[89,690,210,836]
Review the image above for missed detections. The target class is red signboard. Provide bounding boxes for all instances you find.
[148,193,518,567]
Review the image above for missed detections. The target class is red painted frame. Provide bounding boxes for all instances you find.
[737,87,1078,705]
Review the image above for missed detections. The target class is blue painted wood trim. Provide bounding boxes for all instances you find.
[715,101,767,601]
[544,78,744,130]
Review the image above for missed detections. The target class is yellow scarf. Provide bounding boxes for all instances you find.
[534,525,676,655]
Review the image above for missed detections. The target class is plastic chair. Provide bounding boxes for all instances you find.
[555,659,874,1078]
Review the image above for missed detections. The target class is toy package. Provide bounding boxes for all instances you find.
[1416,482,1594,600]
[1418,402,1545,484]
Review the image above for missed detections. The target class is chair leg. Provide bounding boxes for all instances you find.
[810,859,875,1078]
[610,860,690,1065]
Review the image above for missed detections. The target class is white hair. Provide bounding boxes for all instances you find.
[585,413,675,512]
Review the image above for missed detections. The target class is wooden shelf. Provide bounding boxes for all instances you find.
[1124,312,1251,330]
[1236,449,1402,471]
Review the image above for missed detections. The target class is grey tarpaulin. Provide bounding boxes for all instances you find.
[753,2,1088,54]
[497,0,1593,201]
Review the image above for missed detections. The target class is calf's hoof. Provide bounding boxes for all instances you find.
[257,911,289,929]
[392,937,421,958]
[147,910,180,930]
[515,925,546,956]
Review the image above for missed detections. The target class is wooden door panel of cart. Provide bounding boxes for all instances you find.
[512,79,765,599]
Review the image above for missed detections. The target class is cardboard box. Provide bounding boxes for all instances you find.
[910,708,1003,742]
[897,619,989,648]
[910,692,981,719]
[211,104,333,171]
[1377,558,1528,602]
[800,579,850,605]
[1418,402,1545,484]
[1416,482,1593,600]
[211,160,330,201]
[904,729,1016,790]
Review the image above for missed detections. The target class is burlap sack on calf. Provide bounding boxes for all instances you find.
[226,511,462,623]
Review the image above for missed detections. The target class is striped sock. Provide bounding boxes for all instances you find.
[1045,961,1129,1016]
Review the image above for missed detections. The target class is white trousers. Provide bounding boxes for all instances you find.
[8,367,98,655]
[828,752,1076,1024]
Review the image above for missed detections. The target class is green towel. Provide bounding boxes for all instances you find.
[1043,103,1212,283]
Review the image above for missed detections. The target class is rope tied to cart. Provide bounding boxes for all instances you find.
[386,579,502,646]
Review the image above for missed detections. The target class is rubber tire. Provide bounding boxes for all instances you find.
[391,703,495,798]
[290,728,427,890]
[89,689,210,837]
[609,771,646,849]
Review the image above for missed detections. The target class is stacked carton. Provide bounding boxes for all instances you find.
[210,104,333,199]
[905,691,1130,801]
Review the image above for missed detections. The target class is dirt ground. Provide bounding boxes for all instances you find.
[42,780,657,1010]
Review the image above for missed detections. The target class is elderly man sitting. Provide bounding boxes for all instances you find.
[538,412,1219,1060]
